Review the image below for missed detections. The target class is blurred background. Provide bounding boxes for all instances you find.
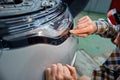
[70,0,120,77]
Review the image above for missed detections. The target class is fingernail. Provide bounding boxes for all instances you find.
[70,30,73,33]
[66,64,70,66]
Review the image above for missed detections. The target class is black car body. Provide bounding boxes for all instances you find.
[0,0,88,80]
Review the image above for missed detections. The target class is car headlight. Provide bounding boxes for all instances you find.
[3,3,73,40]
[1,6,73,49]
[35,8,72,38]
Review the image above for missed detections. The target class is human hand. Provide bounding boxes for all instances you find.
[77,75,91,80]
[45,63,77,80]
[70,16,97,37]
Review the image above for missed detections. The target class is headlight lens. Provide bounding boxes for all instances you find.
[0,2,74,48]
[34,8,72,38]
[3,8,73,40]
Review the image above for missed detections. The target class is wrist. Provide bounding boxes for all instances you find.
[94,19,109,34]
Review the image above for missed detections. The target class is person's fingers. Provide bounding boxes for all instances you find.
[77,19,93,29]
[70,27,90,34]
[63,66,73,80]
[71,16,97,36]
[63,66,70,75]
[77,18,90,26]
[78,18,89,24]
[66,64,77,75]
[66,64,77,80]
[78,16,90,23]
[45,68,51,80]
[73,33,89,38]
[51,64,57,80]
[70,28,89,37]
[78,75,91,80]
[76,22,88,29]
[70,29,84,34]
[57,63,64,80]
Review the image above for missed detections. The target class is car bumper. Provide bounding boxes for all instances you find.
[0,35,78,80]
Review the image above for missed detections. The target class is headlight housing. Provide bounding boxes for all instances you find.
[0,2,73,49]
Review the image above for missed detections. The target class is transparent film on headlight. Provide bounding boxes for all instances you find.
[34,8,73,38]
[0,3,73,48]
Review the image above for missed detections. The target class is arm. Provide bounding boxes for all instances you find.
[70,16,119,42]
[94,19,119,41]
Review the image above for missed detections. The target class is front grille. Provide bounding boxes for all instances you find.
[0,0,23,4]
[0,0,59,17]
[0,0,73,49]
[0,2,65,37]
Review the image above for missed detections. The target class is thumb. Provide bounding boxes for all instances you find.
[66,64,77,80]
[69,30,74,33]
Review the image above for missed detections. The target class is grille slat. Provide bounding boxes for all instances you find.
[9,27,33,35]
[9,25,30,33]
[9,22,32,30]
[0,2,66,37]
